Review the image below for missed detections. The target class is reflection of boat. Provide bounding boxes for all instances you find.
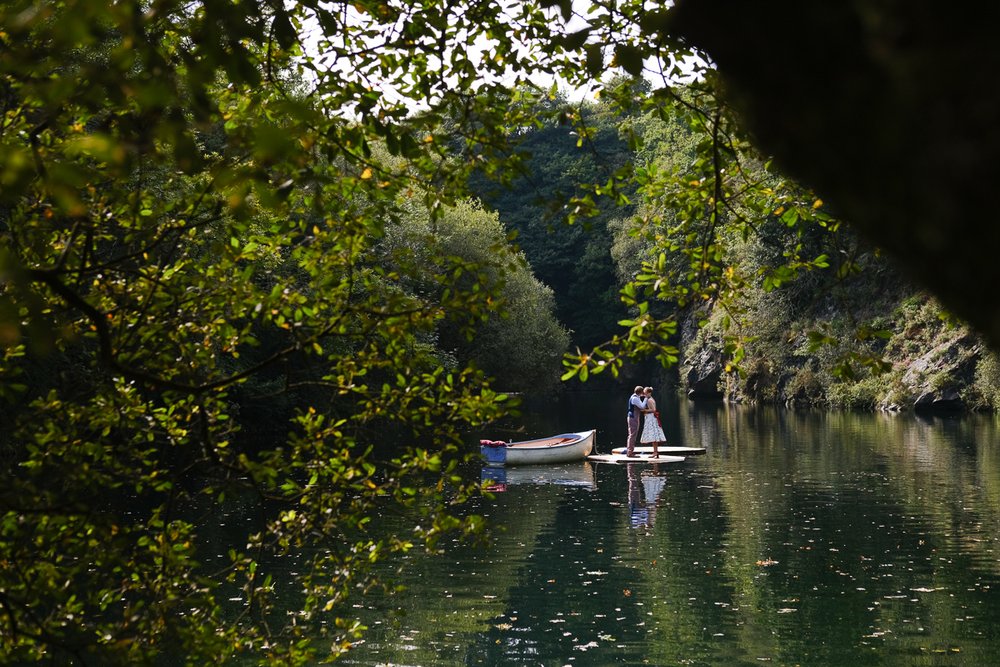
[481,429,596,466]
[481,463,597,490]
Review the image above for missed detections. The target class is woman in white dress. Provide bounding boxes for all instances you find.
[639,386,665,458]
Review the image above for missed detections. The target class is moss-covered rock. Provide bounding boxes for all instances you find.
[681,290,999,413]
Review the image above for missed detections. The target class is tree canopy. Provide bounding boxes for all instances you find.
[0,1,562,663]
[665,0,1000,349]
[2,0,997,663]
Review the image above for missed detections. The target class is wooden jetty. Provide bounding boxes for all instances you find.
[588,453,685,464]
[610,446,706,456]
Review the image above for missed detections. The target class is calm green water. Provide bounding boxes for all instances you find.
[343,392,1000,666]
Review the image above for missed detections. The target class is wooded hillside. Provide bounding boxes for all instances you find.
[474,88,1000,413]
[3,1,998,663]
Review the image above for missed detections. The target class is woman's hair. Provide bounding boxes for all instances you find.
[644,386,653,393]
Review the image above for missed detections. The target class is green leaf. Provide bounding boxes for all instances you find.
[614,44,644,75]
[273,10,296,51]
[562,28,590,51]
[585,44,604,76]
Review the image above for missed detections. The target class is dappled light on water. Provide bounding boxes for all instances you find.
[342,395,1000,666]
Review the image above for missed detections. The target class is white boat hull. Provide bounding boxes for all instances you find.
[482,429,596,466]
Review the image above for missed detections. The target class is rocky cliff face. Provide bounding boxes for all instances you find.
[669,1,1000,354]
[679,294,998,413]
[678,312,724,401]
[880,326,982,414]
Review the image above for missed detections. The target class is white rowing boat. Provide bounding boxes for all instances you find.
[480,429,596,466]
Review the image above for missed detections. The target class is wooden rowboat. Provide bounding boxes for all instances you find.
[480,429,596,466]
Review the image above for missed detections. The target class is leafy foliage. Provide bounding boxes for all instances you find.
[548,39,907,395]
[464,86,637,349]
[4,0,997,663]
[0,0,572,663]
[379,197,571,392]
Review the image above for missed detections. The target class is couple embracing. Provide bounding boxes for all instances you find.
[626,385,665,458]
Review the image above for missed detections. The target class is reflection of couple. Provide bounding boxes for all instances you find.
[627,463,667,529]
[626,385,666,457]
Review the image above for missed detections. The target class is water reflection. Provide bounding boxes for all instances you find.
[343,397,1000,666]
[626,464,670,531]
[481,463,597,491]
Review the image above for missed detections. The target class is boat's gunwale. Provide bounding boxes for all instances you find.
[482,429,595,466]
[506,430,595,450]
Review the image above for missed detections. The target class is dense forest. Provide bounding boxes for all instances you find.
[3,1,999,664]
[464,86,1000,413]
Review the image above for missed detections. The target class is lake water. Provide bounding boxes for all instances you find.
[342,391,1000,666]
